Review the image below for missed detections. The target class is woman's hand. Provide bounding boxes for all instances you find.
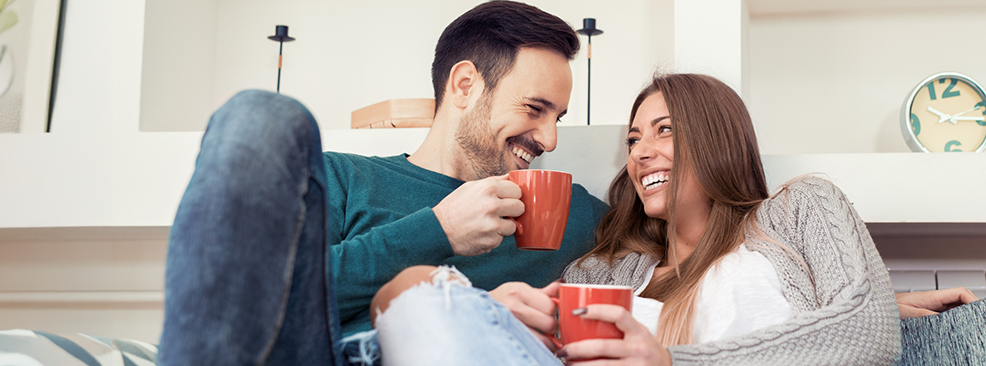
[490,281,562,351]
[558,304,671,366]
[896,287,978,319]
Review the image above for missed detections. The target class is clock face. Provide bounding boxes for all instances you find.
[907,76,986,152]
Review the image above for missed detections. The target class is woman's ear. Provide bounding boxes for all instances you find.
[446,60,483,110]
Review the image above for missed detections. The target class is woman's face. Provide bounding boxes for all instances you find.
[626,92,709,221]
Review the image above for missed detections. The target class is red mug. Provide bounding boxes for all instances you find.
[506,170,572,251]
[551,284,633,348]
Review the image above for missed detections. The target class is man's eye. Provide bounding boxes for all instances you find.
[528,105,543,114]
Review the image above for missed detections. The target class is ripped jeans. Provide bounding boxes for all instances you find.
[160,90,345,366]
[344,267,564,366]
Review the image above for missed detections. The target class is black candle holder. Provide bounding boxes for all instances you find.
[268,25,296,93]
[577,18,603,126]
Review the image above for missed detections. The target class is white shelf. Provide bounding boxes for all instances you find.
[762,153,986,223]
[747,0,986,16]
[0,128,429,229]
[2,126,983,235]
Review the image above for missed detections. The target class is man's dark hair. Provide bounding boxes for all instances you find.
[431,1,580,110]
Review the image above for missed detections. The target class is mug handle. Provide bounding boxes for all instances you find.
[507,217,523,236]
[548,297,563,349]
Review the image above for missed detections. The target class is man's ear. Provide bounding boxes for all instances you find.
[446,61,484,110]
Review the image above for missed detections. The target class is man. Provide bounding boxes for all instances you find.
[329,1,607,340]
[159,2,606,365]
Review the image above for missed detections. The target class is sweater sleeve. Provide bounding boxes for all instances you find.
[667,177,901,365]
[563,253,655,288]
[321,153,457,328]
[331,207,455,325]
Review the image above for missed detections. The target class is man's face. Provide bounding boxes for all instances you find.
[454,47,573,180]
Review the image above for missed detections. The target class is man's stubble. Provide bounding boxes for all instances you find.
[452,93,507,180]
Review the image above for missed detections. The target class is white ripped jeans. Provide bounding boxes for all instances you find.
[342,266,563,366]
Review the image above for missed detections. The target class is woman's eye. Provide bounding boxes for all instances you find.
[626,137,639,147]
[658,126,672,134]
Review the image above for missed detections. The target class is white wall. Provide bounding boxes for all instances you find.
[139,0,675,132]
[748,7,986,154]
[139,0,218,132]
[0,229,167,343]
[673,0,746,95]
[48,0,144,133]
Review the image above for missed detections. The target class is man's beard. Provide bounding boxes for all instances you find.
[453,94,509,180]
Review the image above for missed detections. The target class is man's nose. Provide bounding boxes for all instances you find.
[533,120,557,152]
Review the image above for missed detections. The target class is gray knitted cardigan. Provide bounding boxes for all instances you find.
[563,177,901,365]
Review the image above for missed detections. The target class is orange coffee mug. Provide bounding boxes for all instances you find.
[552,284,633,347]
[506,169,572,251]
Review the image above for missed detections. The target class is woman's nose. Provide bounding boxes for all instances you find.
[630,140,657,163]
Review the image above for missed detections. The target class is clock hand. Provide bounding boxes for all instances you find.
[927,106,950,123]
[952,116,985,122]
[950,106,982,118]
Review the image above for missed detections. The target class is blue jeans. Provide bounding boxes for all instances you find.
[898,298,986,365]
[159,90,343,366]
[371,267,563,366]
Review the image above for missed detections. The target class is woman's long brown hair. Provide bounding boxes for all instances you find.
[578,73,770,345]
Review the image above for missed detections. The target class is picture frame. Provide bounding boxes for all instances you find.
[0,0,66,133]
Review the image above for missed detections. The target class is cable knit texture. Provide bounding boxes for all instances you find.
[563,177,901,365]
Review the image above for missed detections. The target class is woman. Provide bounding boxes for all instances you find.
[368,73,901,365]
[555,73,901,363]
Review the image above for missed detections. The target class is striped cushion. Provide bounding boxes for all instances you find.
[0,330,157,366]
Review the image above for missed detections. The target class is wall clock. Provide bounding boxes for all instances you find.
[901,72,986,152]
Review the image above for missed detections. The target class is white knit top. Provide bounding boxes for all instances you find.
[631,244,793,343]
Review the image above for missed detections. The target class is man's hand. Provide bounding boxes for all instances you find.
[490,281,561,351]
[896,287,979,319]
[433,175,523,256]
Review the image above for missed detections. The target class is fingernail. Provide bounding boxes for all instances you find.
[572,307,587,316]
[555,349,568,358]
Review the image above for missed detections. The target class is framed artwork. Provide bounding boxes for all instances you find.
[0,0,66,133]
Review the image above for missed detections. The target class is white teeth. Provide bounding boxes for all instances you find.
[512,148,533,163]
[642,172,669,190]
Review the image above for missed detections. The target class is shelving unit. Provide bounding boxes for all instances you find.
[743,1,986,280]
[3,0,986,344]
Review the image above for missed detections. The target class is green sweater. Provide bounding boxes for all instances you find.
[325,153,609,336]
